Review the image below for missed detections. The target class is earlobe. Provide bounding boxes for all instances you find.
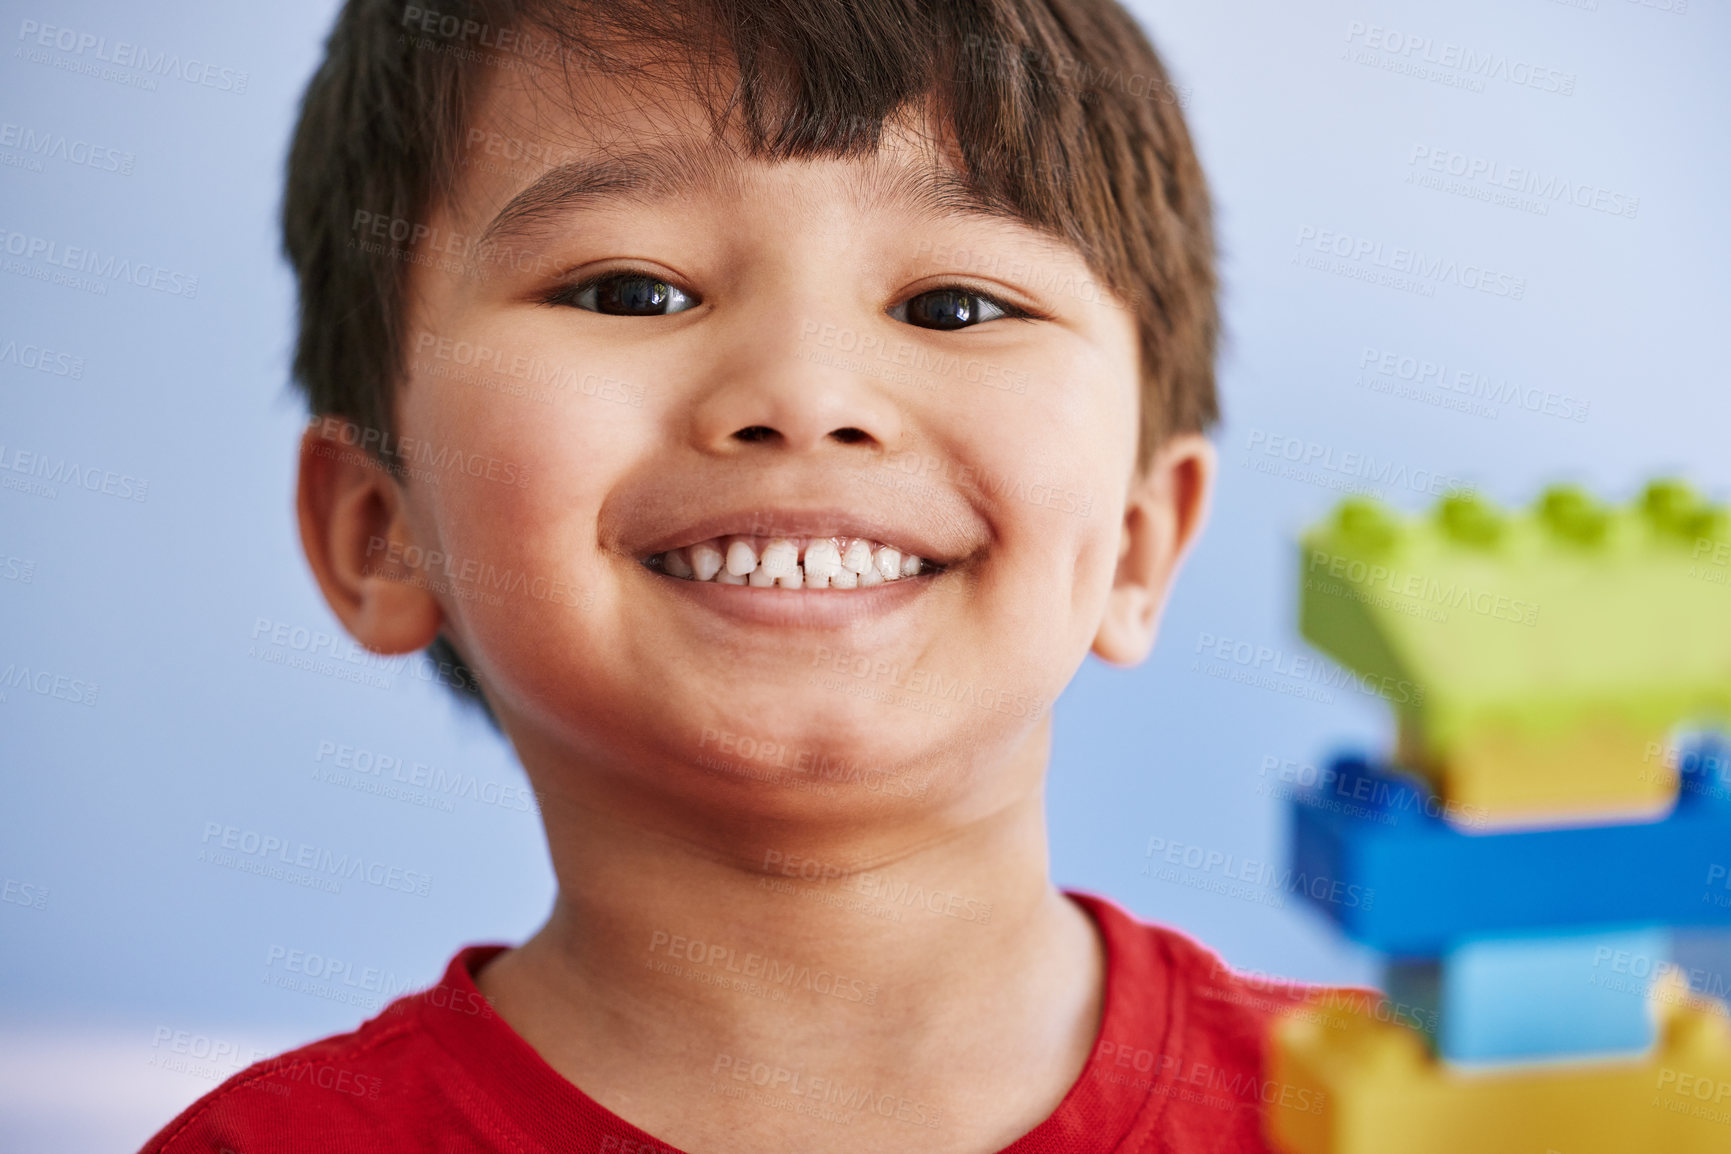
[1090,433,1216,667]
[296,423,445,656]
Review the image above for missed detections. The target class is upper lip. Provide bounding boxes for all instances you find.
[624,506,969,568]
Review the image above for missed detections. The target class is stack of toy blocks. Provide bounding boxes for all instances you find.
[1265,481,1731,1153]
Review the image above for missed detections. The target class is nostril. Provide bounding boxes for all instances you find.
[733,426,779,443]
[830,427,870,444]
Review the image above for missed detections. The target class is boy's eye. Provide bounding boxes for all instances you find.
[552,271,699,316]
[889,288,1019,330]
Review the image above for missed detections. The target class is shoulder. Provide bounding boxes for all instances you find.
[138,950,505,1154]
[139,1009,422,1153]
[1073,890,1368,1094]
[1077,889,1363,1033]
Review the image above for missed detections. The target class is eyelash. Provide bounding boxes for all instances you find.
[538,267,1042,324]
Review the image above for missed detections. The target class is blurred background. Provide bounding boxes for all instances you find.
[1,0,1726,1148]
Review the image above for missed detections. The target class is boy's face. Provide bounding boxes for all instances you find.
[334,61,1198,832]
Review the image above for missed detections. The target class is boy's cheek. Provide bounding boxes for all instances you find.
[388,434,617,706]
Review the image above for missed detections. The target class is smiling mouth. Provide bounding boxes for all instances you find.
[643,535,942,589]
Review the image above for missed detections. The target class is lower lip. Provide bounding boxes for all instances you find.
[652,570,937,628]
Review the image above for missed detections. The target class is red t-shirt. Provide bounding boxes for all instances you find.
[140,891,1335,1153]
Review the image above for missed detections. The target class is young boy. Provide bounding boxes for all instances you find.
[143,0,1331,1150]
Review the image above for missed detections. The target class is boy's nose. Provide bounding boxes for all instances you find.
[684,315,906,458]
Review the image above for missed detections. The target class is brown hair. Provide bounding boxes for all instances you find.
[284,0,1219,723]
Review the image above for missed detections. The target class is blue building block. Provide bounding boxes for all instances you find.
[1385,927,1667,1064]
[1672,926,1731,1008]
[1287,744,1731,955]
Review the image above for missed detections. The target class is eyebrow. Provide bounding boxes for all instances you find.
[474,138,1033,253]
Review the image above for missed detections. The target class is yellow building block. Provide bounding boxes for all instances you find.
[1266,976,1731,1154]
[1391,711,1670,826]
[1299,480,1731,826]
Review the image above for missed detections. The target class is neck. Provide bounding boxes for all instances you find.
[478,727,1106,1152]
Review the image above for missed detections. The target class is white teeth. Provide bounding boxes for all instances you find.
[760,539,799,578]
[841,539,875,575]
[655,534,933,589]
[725,539,759,576]
[803,539,842,579]
[690,542,724,581]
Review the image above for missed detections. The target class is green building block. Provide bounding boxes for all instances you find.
[1298,480,1731,825]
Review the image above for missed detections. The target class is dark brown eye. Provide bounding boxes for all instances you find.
[891,288,1015,330]
[556,272,698,316]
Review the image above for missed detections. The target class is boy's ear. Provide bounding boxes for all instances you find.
[1091,432,1216,667]
[296,423,444,655]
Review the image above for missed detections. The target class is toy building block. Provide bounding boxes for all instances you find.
[1299,480,1731,825]
[1266,972,1731,1154]
[1384,926,1667,1063]
[1288,753,1731,955]
[1674,927,1731,1009]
